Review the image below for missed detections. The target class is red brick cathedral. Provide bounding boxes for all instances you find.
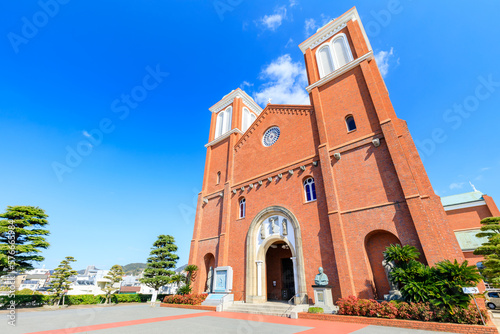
[188,7,467,303]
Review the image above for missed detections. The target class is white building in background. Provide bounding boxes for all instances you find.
[67,265,119,296]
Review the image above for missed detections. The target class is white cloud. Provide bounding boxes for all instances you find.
[304,15,333,37]
[480,167,491,172]
[259,7,287,31]
[304,18,318,36]
[449,182,465,190]
[285,38,294,48]
[254,54,310,106]
[289,0,298,7]
[239,81,253,90]
[82,130,91,137]
[374,47,394,78]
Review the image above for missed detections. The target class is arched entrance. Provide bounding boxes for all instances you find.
[266,241,294,301]
[365,230,401,299]
[203,253,215,293]
[245,206,307,304]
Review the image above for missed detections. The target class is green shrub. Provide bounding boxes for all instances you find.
[177,285,192,295]
[308,307,323,314]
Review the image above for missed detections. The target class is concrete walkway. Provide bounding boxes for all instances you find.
[1,304,459,334]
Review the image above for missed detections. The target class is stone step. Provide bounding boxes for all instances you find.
[224,303,297,318]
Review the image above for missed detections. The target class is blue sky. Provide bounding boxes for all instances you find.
[1,1,499,270]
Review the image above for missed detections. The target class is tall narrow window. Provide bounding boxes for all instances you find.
[215,111,224,138]
[239,197,246,218]
[242,107,251,132]
[332,34,353,69]
[216,171,221,185]
[304,178,317,202]
[317,45,334,78]
[346,115,356,132]
[223,106,232,134]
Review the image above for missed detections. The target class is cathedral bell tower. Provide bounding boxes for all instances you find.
[298,7,464,297]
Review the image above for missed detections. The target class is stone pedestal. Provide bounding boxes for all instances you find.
[312,285,337,314]
[202,266,234,311]
[384,289,403,301]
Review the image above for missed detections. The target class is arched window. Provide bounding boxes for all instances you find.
[317,45,334,78]
[215,111,224,138]
[346,115,356,132]
[316,33,354,78]
[242,107,257,132]
[332,34,353,69]
[216,171,221,185]
[239,197,246,218]
[223,106,232,133]
[214,106,233,139]
[303,177,316,202]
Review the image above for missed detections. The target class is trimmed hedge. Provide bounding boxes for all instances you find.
[308,307,324,314]
[0,293,168,309]
[163,293,208,305]
[337,295,488,325]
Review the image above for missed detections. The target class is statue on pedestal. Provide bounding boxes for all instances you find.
[382,259,402,301]
[314,267,329,286]
[206,266,213,293]
[282,219,288,235]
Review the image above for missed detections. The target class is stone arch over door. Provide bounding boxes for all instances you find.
[365,230,401,299]
[245,206,307,304]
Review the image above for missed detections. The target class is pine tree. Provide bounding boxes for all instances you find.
[474,216,500,286]
[103,265,125,304]
[140,235,178,291]
[49,256,77,306]
[0,206,50,275]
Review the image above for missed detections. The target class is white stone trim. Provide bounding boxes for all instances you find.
[205,128,243,148]
[299,7,372,54]
[443,200,487,212]
[209,89,263,115]
[306,51,373,92]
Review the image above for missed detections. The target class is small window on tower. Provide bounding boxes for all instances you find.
[346,115,356,132]
[239,197,246,218]
[216,171,221,185]
[303,177,317,202]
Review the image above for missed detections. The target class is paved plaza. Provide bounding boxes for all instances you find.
[1,304,460,334]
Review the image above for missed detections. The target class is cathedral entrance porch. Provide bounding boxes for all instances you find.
[245,206,307,304]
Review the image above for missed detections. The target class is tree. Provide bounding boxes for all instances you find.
[185,264,198,287]
[49,256,77,306]
[103,265,125,304]
[170,274,185,290]
[0,206,50,275]
[474,217,500,287]
[140,235,179,291]
[383,244,420,269]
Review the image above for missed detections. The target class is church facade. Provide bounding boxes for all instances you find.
[188,7,467,303]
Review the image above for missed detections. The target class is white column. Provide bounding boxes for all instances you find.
[291,257,299,297]
[256,261,264,297]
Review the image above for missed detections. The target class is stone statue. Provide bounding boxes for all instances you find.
[314,267,329,286]
[270,217,279,234]
[382,260,397,291]
[260,223,266,239]
[382,259,402,300]
[282,219,288,235]
[206,266,213,293]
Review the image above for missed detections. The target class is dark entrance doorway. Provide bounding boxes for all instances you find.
[266,241,294,301]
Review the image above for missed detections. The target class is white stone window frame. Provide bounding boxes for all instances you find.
[239,197,246,219]
[315,33,354,78]
[215,106,233,139]
[242,107,257,133]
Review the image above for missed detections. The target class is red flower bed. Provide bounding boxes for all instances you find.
[163,293,208,305]
[337,295,487,325]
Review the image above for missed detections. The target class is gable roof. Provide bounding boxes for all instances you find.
[441,191,485,207]
[234,104,314,152]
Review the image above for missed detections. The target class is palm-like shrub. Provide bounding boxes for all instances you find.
[384,245,481,314]
[383,244,420,268]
